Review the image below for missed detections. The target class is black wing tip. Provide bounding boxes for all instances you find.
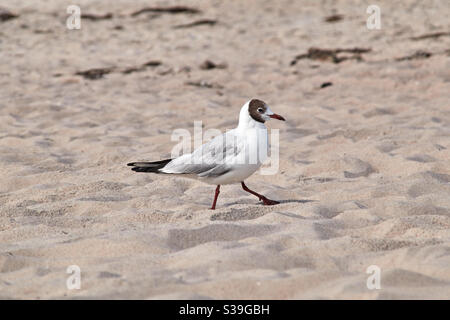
[127,159,173,173]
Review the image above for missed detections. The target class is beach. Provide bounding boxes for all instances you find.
[0,0,449,299]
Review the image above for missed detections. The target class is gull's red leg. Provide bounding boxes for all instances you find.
[210,185,221,210]
[241,182,279,205]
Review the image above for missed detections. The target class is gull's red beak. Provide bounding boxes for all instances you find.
[269,113,286,121]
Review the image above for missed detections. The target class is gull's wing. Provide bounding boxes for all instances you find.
[161,129,244,177]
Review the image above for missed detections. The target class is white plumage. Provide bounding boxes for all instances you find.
[128,99,285,209]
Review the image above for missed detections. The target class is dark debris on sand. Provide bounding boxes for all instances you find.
[131,6,201,17]
[81,13,113,21]
[291,47,371,65]
[0,7,18,22]
[173,19,217,29]
[320,82,333,89]
[396,50,433,61]
[324,14,343,23]
[75,60,163,79]
[199,60,227,70]
[121,61,162,74]
[142,60,162,67]
[75,68,114,80]
[410,32,450,41]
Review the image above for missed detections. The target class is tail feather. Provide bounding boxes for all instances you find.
[127,159,172,173]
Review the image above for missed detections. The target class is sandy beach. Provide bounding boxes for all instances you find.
[0,0,449,299]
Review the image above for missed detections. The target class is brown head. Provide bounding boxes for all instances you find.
[248,99,285,123]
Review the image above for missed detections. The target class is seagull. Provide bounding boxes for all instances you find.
[127,99,285,209]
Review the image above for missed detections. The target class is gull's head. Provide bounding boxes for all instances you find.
[247,99,285,123]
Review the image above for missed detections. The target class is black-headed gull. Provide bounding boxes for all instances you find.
[127,99,285,209]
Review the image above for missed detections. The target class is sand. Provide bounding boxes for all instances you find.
[0,0,449,299]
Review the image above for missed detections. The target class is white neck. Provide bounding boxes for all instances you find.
[237,101,267,131]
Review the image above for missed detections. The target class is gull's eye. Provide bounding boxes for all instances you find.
[257,108,263,113]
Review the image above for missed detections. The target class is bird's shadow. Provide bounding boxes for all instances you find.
[225,199,316,207]
[277,199,316,204]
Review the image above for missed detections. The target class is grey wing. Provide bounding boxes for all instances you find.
[161,130,243,177]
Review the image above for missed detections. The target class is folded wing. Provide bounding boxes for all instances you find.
[161,130,244,178]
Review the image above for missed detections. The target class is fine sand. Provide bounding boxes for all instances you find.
[0,0,449,299]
